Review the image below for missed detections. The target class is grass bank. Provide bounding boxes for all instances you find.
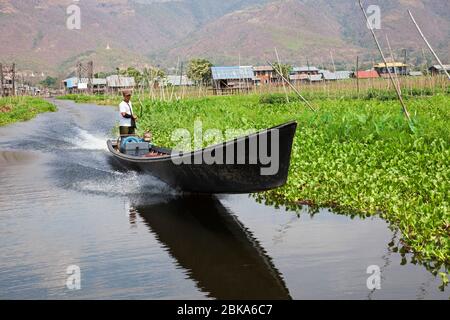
[0,97,57,127]
[60,92,449,283]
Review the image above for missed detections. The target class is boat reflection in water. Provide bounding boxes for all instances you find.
[133,195,292,300]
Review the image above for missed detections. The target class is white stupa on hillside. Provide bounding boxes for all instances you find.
[106,43,111,50]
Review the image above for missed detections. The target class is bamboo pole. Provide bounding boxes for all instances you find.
[169,58,180,102]
[330,50,337,73]
[408,10,450,81]
[179,61,185,100]
[385,34,402,94]
[0,63,3,97]
[267,61,316,112]
[275,48,289,103]
[356,56,360,96]
[358,0,412,126]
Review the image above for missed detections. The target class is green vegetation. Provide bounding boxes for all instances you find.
[40,76,58,88]
[187,58,213,85]
[59,94,121,106]
[272,62,292,79]
[0,97,56,127]
[60,92,449,283]
[117,66,165,85]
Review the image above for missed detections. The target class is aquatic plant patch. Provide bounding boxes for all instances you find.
[139,95,449,280]
[0,97,57,127]
[62,93,449,283]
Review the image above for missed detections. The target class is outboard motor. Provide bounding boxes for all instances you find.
[120,136,150,156]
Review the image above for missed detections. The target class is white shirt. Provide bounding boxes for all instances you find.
[119,101,134,127]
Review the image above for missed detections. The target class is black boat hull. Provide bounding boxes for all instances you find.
[107,122,297,193]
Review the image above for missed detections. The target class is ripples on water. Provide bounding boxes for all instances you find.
[0,100,447,299]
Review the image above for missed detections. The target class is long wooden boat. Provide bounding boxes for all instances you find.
[107,121,297,193]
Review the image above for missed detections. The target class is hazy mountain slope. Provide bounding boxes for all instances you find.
[167,0,450,68]
[0,0,449,76]
[165,0,361,67]
[0,0,273,73]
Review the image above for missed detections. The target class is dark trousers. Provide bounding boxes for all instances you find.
[120,126,136,136]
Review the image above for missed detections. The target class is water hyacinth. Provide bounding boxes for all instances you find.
[0,97,56,127]
[61,92,450,285]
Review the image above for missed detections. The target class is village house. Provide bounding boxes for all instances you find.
[0,75,15,96]
[291,66,320,76]
[91,78,107,94]
[374,62,410,76]
[253,66,280,85]
[16,84,41,96]
[289,66,321,84]
[211,66,255,95]
[0,64,16,97]
[352,70,380,79]
[289,74,309,84]
[160,75,194,87]
[428,64,450,76]
[306,75,323,83]
[62,77,77,93]
[320,70,352,81]
[105,75,136,93]
[63,77,107,94]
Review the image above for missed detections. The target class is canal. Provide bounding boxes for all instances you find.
[0,99,446,299]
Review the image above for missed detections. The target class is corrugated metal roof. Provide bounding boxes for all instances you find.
[374,62,409,68]
[354,70,380,79]
[63,77,106,88]
[289,74,308,81]
[430,65,450,70]
[307,75,323,82]
[211,66,255,80]
[320,70,351,80]
[106,75,135,87]
[253,66,274,72]
[321,72,337,80]
[293,66,319,72]
[94,78,107,85]
[163,75,194,86]
[78,78,107,85]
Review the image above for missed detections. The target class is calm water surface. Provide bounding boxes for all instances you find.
[0,100,447,299]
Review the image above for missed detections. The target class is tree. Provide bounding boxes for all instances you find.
[272,63,292,80]
[118,67,142,83]
[94,72,108,78]
[115,67,166,85]
[40,76,58,88]
[187,59,213,85]
[140,67,165,87]
[144,67,165,80]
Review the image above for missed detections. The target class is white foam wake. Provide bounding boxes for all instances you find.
[66,128,109,151]
[73,170,178,197]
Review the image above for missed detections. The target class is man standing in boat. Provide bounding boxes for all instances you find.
[119,90,138,136]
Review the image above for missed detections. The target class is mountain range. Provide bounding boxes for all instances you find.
[1,0,449,77]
